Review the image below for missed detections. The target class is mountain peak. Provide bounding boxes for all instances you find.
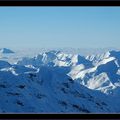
[104,50,120,60]
[0,48,14,54]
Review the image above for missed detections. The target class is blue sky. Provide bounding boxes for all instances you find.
[0,7,120,49]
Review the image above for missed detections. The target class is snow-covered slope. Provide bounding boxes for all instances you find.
[0,62,118,113]
[17,50,120,96]
[68,50,120,96]
[1,49,120,113]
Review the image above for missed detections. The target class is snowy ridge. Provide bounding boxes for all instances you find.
[0,61,118,113]
[17,50,120,95]
[0,49,120,112]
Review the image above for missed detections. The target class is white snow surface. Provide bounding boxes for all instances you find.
[0,48,120,113]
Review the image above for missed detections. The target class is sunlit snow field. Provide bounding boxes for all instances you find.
[0,48,119,113]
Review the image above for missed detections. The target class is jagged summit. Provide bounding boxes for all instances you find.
[0,48,14,54]
[0,49,120,113]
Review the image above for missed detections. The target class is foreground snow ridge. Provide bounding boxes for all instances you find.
[1,49,120,113]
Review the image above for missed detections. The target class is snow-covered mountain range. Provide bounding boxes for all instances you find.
[0,48,120,113]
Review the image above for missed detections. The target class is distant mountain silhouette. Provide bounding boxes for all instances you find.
[0,48,14,54]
